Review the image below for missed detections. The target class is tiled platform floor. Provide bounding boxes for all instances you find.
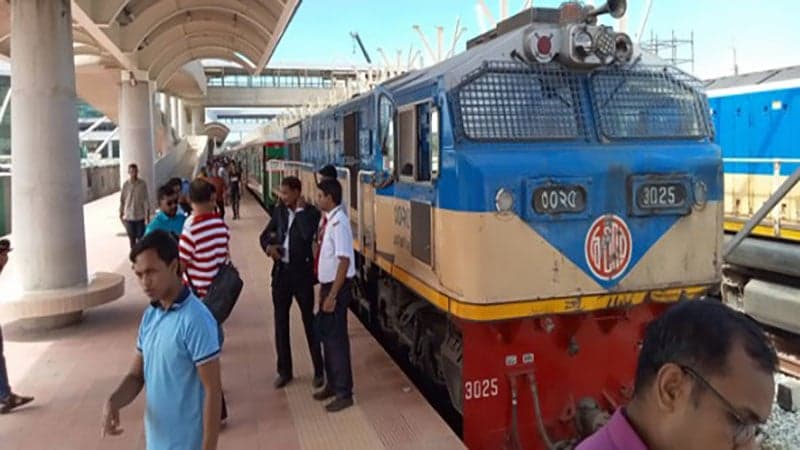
[0,193,464,450]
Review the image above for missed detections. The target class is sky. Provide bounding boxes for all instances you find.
[268,0,800,80]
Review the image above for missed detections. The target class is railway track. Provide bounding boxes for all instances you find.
[779,353,800,378]
[767,327,800,378]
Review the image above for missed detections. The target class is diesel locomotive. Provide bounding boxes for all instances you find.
[235,1,722,448]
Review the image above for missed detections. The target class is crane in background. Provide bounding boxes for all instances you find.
[350,32,372,64]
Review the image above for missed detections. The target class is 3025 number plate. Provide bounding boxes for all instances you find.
[533,185,587,214]
[636,183,687,209]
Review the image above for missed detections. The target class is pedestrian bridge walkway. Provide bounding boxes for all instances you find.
[0,192,463,450]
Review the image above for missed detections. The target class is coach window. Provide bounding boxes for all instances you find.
[379,95,396,174]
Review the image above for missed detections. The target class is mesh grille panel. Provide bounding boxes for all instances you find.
[452,61,586,141]
[590,66,711,140]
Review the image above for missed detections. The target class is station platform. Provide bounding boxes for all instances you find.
[0,193,463,450]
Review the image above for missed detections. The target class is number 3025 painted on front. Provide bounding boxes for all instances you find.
[464,378,499,400]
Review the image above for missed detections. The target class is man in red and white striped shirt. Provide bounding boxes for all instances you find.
[179,178,230,425]
[180,179,229,298]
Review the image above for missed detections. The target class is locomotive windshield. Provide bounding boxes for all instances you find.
[453,61,586,141]
[452,61,711,142]
[590,66,711,140]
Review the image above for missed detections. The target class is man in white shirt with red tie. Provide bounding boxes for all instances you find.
[312,178,355,412]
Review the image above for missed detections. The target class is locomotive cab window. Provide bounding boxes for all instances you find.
[430,105,441,180]
[398,107,416,181]
[397,101,440,183]
[378,95,396,174]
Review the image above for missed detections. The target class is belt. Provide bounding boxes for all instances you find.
[319,278,353,288]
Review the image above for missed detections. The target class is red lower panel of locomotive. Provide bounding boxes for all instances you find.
[460,303,668,450]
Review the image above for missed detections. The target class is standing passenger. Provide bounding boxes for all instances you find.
[229,163,241,220]
[0,239,34,414]
[102,231,221,450]
[120,163,150,249]
[206,171,226,221]
[145,184,187,239]
[317,164,338,183]
[312,178,355,412]
[260,176,324,389]
[179,179,230,424]
[577,300,777,450]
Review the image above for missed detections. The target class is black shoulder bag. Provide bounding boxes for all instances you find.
[186,261,244,324]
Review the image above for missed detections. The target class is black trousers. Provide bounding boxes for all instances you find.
[272,264,323,379]
[231,189,240,219]
[217,201,225,220]
[123,220,145,249]
[317,280,353,399]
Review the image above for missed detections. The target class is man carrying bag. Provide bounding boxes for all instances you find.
[180,179,243,425]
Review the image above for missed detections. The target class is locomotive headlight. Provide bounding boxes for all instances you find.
[693,180,708,210]
[495,188,514,213]
[614,32,634,63]
[573,30,593,58]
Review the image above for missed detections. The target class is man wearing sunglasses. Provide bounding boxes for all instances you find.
[578,300,778,450]
[145,184,187,238]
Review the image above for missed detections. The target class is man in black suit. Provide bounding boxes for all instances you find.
[260,176,324,389]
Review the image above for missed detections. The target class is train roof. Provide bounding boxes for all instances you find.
[705,65,800,97]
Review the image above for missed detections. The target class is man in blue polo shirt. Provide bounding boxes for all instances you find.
[144,184,187,238]
[102,230,222,450]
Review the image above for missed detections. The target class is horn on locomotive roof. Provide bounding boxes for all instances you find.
[588,0,628,20]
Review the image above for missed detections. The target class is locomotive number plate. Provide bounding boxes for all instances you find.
[636,182,687,209]
[532,184,587,214]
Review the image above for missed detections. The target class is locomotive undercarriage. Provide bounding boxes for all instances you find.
[351,256,465,415]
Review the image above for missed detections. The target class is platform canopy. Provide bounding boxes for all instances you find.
[0,0,300,120]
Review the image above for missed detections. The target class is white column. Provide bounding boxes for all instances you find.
[177,99,186,137]
[11,0,87,291]
[190,105,205,135]
[170,96,179,134]
[119,77,157,206]
[161,93,171,127]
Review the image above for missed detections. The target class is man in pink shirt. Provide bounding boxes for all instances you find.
[578,300,777,450]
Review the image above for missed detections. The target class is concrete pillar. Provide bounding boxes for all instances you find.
[11,0,87,291]
[170,96,179,134]
[4,0,123,329]
[190,105,205,135]
[158,92,172,126]
[177,99,186,137]
[119,77,157,207]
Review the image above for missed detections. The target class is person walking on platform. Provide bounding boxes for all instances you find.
[577,300,777,450]
[145,184,187,239]
[312,178,355,412]
[205,170,227,221]
[102,231,222,450]
[0,239,34,414]
[180,179,230,424]
[228,162,241,220]
[120,163,151,249]
[259,176,324,390]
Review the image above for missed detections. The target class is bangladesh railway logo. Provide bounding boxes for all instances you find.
[585,214,632,281]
